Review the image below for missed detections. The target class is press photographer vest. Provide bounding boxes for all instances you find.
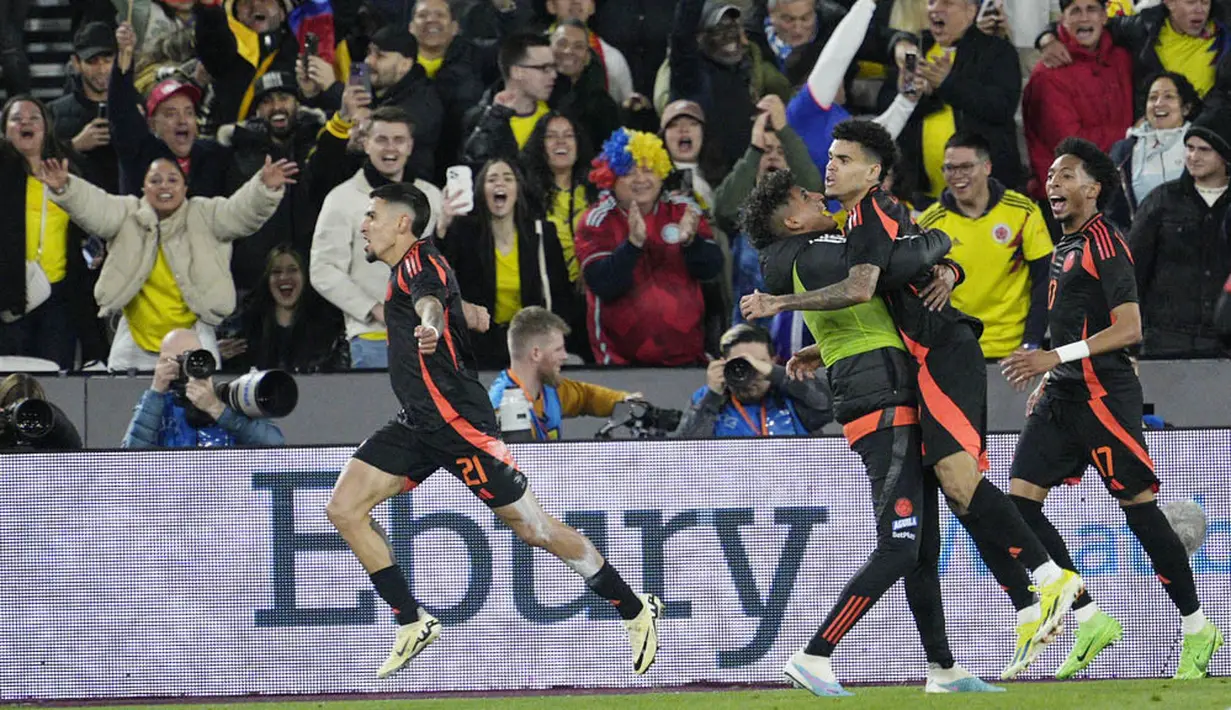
[487,370,563,441]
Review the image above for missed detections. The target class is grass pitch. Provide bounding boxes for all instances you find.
[21,678,1231,710]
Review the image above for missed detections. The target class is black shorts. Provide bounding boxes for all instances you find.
[353,417,529,508]
[904,324,988,469]
[1010,389,1159,501]
[851,423,928,553]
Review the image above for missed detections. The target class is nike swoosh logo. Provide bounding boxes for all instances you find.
[398,620,439,657]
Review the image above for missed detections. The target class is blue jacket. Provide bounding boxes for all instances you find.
[674,365,833,438]
[120,390,285,448]
[487,370,564,441]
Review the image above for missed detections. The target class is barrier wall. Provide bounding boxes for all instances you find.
[25,358,1231,447]
[2,432,1229,701]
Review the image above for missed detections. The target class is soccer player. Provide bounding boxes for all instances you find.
[741,119,1084,680]
[1001,138,1224,680]
[325,183,662,678]
[741,170,1002,697]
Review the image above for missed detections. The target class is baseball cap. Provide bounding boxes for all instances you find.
[370,25,419,58]
[660,100,706,131]
[73,22,117,61]
[701,0,740,31]
[146,78,203,117]
[250,71,299,114]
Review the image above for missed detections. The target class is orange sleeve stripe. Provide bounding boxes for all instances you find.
[872,198,900,240]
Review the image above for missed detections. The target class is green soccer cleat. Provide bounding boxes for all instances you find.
[1056,610,1123,679]
[1174,621,1224,680]
[1034,569,1084,643]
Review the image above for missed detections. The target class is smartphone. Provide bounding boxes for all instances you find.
[445,165,475,216]
[349,61,372,95]
[902,51,917,95]
[304,32,319,58]
[678,167,694,197]
[96,102,108,121]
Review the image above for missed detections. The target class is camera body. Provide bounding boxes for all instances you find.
[595,399,682,439]
[169,348,217,396]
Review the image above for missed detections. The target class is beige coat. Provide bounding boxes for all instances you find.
[51,172,283,325]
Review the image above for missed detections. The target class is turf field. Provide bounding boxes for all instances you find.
[18,678,1231,710]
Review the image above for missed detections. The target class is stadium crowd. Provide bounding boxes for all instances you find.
[1,0,1231,428]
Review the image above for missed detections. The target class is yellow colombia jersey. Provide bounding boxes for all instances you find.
[1156,19,1217,97]
[25,176,69,284]
[509,101,550,149]
[418,54,444,79]
[124,247,197,352]
[494,232,522,324]
[919,188,1053,359]
[921,44,957,199]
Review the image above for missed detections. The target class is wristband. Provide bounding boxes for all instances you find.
[1054,340,1090,363]
[420,325,439,339]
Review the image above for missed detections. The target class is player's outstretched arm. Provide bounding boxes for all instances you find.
[1002,303,1142,388]
[776,264,880,313]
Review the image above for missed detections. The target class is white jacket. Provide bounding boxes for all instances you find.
[51,171,282,324]
[310,169,442,340]
[598,37,634,106]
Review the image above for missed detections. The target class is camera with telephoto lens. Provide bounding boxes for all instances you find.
[723,357,757,388]
[0,398,54,442]
[214,369,299,419]
[595,399,682,439]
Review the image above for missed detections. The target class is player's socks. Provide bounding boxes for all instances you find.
[1011,495,1087,590]
[585,561,644,620]
[1073,601,1100,623]
[1123,500,1201,615]
[957,512,1035,610]
[370,564,421,625]
[966,479,1052,570]
[1183,609,1208,635]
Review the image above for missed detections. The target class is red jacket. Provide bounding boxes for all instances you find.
[1022,28,1134,199]
[574,193,721,366]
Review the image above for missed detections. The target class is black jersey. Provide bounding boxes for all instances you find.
[1045,214,1139,400]
[844,188,982,347]
[386,239,496,431]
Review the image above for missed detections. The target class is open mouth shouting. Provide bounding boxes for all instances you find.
[491,186,510,212]
[1047,192,1069,219]
[1073,23,1097,44]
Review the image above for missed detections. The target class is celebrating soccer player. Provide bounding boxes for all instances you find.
[742,119,1085,683]
[741,169,1003,696]
[1000,138,1224,680]
[325,183,662,679]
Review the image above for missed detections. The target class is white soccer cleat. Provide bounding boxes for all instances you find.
[624,593,663,674]
[783,650,852,697]
[376,610,441,679]
[926,662,1006,693]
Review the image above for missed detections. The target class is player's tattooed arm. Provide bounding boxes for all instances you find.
[776,264,881,312]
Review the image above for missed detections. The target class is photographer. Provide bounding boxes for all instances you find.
[0,373,82,451]
[121,328,285,448]
[675,323,832,438]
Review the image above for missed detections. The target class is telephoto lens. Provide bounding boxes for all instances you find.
[723,357,755,388]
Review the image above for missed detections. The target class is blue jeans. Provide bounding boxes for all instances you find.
[349,336,389,370]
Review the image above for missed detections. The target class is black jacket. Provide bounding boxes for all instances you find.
[431,37,493,180]
[0,147,108,362]
[47,78,120,194]
[461,86,524,170]
[224,292,349,374]
[217,109,326,293]
[550,59,622,151]
[194,3,303,134]
[438,214,577,369]
[592,0,680,97]
[669,0,758,175]
[888,28,1023,203]
[108,62,231,198]
[1128,173,1231,357]
[375,64,445,182]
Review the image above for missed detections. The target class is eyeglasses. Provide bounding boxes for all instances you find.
[517,63,558,74]
[941,162,980,176]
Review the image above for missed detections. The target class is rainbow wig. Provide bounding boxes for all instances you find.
[588,128,673,191]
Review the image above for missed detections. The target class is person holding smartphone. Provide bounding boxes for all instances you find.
[48,22,119,194]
